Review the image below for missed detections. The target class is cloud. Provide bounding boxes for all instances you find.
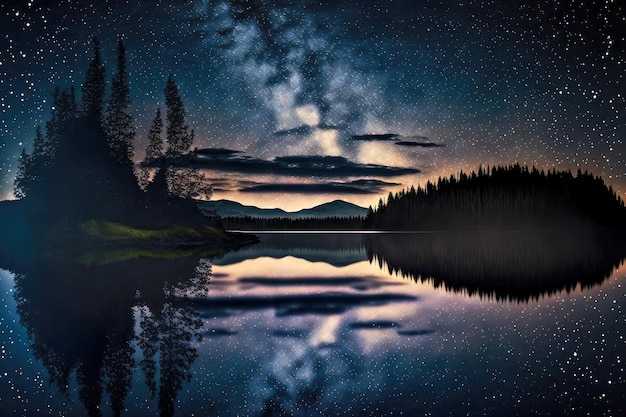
[273,123,344,136]
[239,179,401,194]
[395,141,446,148]
[351,133,399,141]
[240,183,374,194]
[350,133,445,147]
[189,147,420,177]
[273,125,315,136]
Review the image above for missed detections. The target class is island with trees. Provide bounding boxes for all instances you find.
[1,38,250,253]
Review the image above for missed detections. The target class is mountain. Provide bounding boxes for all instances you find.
[198,199,367,219]
[296,200,368,218]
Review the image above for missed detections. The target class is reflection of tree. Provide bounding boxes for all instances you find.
[137,303,202,417]
[158,303,202,417]
[10,253,210,416]
[103,332,135,417]
[365,231,626,302]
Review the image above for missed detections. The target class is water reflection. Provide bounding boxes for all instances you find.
[9,253,210,417]
[365,230,626,302]
[1,230,625,416]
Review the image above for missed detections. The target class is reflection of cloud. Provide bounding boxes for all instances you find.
[237,276,405,290]
[271,329,307,338]
[189,148,420,177]
[348,320,401,329]
[187,292,418,318]
[397,329,435,336]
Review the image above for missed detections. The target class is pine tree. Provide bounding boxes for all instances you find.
[13,126,49,199]
[81,37,106,120]
[164,75,192,155]
[13,149,30,199]
[105,40,135,163]
[45,87,78,161]
[144,108,164,162]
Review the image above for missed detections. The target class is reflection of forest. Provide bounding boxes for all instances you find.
[365,231,626,302]
[10,253,210,417]
[215,232,366,267]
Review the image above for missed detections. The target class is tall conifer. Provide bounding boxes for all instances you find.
[105,40,135,163]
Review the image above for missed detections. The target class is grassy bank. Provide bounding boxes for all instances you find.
[79,219,226,244]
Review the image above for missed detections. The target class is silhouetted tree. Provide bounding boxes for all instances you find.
[105,40,135,163]
[167,167,212,201]
[81,37,106,120]
[45,86,78,157]
[145,107,164,162]
[13,149,30,199]
[164,75,192,156]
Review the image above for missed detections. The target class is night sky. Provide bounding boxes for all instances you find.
[1,0,624,210]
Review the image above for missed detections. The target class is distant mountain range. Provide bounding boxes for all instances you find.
[198,199,368,219]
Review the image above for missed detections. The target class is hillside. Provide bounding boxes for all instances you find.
[198,199,367,219]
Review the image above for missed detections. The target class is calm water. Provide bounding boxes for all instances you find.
[0,232,625,416]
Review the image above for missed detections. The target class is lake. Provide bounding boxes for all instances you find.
[0,231,624,416]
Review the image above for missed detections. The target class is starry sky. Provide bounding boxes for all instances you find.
[1,0,624,210]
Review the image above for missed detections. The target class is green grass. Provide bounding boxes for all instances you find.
[79,219,225,243]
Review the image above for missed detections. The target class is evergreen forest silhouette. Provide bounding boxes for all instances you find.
[7,38,217,246]
[364,164,626,230]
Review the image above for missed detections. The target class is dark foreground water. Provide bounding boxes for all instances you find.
[0,231,625,416]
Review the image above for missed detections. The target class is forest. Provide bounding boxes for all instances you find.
[221,215,363,230]
[364,164,626,230]
[7,38,220,245]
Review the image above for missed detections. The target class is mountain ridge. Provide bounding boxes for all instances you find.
[198,199,367,219]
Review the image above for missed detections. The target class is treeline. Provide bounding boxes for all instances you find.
[222,216,364,230]
[364,164,626,230]
[12,38,213,231]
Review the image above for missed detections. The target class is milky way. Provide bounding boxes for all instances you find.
[1,0,624,209]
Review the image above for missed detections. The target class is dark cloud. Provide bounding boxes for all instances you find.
[350,133,445,148]
[350,179,401,187]
[395,141,446,148]
[239,178,401,194]
[273,124,344,136]
[351,133,399,141]
[241,183,373,194]
[195,148,243,157]
[189,148,420,177]
[273,125,315,136]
